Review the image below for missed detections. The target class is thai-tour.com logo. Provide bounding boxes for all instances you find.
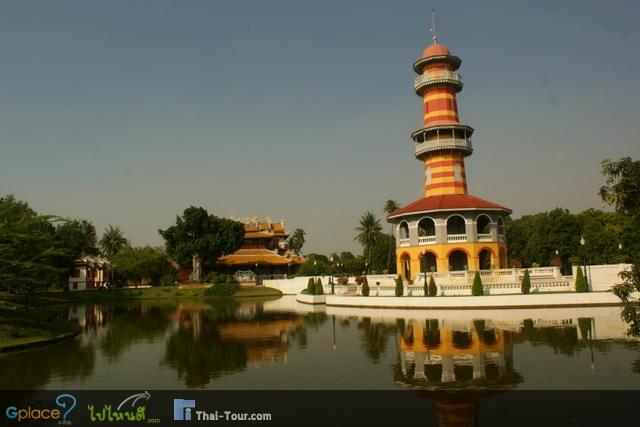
[87,391,159,423]
[173,399,272,422]
[5,393,77,424]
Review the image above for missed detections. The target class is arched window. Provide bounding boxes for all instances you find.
[418,217,436,237]
[446,215,466,235]
[399,222,410,239]
[476,215,492,235]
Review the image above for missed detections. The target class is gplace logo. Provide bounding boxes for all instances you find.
[173,399,196,421]
[5,393,77,423]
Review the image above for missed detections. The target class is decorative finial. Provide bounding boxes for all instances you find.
[430,9,437,44]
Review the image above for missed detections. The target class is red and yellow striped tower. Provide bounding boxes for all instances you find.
[388,17,512,281]
[412,41,472,196]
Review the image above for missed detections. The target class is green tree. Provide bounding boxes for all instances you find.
[521,269,531,294]
[314,278,324,295]
[159,207,244,282]
[472,271,484,296]
[428,275,437,297]
[287,228,306,255]
[111,246,176,286]
[383,200,401,272]
[367,232,396,274]
[600,159,640,336]
[55,219,99,258]
[0,196,69,304]
[99,225,129,259]
[354,211,382,271]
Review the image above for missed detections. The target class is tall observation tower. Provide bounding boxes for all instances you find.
[388,15,511,281]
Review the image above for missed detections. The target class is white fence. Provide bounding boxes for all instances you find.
[264,264,631,297]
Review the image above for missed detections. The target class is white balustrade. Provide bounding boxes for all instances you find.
[399,238,410,247]
[414,70,462,90]
[447,234,467,242]
[477,234,492,242]
[418,235,436,245]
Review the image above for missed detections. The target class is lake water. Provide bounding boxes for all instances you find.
[1,296,639,390]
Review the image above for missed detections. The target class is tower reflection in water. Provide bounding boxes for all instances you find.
[395,319,522,388]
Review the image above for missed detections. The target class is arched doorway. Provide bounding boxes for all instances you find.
[479,249,492,270]
[399,253,411,281]
[449,250,468,271]
[420,252,437,273]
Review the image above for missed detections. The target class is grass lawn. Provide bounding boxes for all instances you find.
[233,286,282,298]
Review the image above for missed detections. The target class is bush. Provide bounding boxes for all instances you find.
[205,272,221,284]
[204,282,240,297]
[423,274,429,296]
[226,274,235,284]
[307,277,315,294]
[361,276,369,296]
[337,276,348,285]
[575,266,589,292]
[355,276,364,285]
[395,275,403,297]
[471,271,484,296]
[428,275,437,297]
[521,269,531,294]
[314,278,324,295]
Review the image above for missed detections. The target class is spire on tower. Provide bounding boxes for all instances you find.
[430,9,437,44]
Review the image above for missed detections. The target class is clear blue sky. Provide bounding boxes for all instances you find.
[1,0,638,254]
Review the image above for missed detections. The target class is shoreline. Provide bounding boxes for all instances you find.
[324,291,622,310]
[0,286,282,352]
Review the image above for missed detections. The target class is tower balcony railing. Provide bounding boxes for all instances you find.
[418,236,436,245]
[414,70,463,93]
[415,137,473,157]
[477,233,492,242]
[447,234,467,243]
[399,238,410,247]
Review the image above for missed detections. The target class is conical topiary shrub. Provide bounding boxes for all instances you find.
[471,271,484,296]
[395,275,404,297]
[361,276,370,296]
[314,278,324,295]
[428,275,437,297]
[306,277,315,294]
[575,266,589,292]
[521,269,531,294]
[423,274,429,296]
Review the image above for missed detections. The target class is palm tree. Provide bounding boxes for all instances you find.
[354,211,382,271]
[383,200,401,273]
[99,225,128,259]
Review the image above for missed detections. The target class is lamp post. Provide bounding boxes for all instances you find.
[329,256,335,294]
[314,260,317,280]
[580,236,589,289]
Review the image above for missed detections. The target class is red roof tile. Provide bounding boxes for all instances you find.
[388,194,511,219]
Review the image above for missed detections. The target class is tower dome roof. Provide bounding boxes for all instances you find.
[422,43,450,58]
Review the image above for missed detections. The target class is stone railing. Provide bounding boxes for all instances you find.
[447,234,467,242]
[418,235,436,245]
